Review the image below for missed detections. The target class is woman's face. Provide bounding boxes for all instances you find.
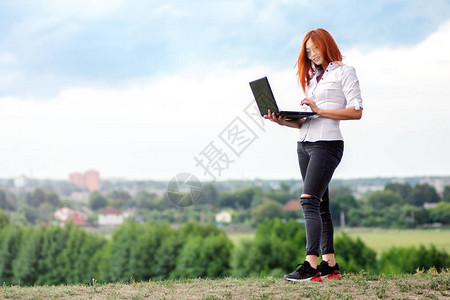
[305,39,323,67]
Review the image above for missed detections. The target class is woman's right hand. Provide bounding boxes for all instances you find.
[264,109,305,128]
[264,109,287,125]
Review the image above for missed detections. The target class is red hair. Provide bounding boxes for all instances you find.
[296,28,342,92]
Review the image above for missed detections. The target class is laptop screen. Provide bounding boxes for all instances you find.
[249,77,279,116]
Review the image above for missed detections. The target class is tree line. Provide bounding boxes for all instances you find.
[1,181,450,228]
[0,217,448,286]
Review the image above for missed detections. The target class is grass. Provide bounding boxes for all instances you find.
[227,228,450,255]
[343,228,450,254]
[1,269,449,299]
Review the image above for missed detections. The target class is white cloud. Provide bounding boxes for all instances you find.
[336,20,450,178]
[42,0,125,19]
[0,52,16,64]
[0,64,270,179]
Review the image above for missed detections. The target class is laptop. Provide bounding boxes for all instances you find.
[249,76,316,120]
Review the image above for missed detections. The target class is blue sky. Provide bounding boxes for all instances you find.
[1,0,449,180]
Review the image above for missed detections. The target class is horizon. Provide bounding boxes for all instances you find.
[3,173,449,183]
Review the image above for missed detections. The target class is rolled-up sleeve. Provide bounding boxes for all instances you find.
[341,66,363,110]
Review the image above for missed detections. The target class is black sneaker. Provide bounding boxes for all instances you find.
[318,260,342,279]
[283,261,322,282]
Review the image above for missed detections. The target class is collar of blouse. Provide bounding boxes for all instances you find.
[313,61,342,76]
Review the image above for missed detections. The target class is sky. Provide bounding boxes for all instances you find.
[0,0,449,182]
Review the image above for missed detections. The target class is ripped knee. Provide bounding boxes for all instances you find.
[301,194,323,202]
[300,195,320,206]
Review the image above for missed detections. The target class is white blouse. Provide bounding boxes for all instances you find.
[298,62,363,142]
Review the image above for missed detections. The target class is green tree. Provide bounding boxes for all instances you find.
[251,200,284,224]
[22,205,39,224]
[12,227,43,285]
[172,222,233,279]
[135,190,161,210]
[382,204,411,228]
[9,214,28,226]
[26,188,46,207]
[36,226,70,285]
[407,183,440,206]
[329,185,353,200]
[400,204,430,227]
[104,221,171,282]
[153,231,184,280]
[232,239,261,277]
[0,225,23,284]
[331,195,358,226]
[0,190,9,210]
[0,190,15,211]
[38,202,55,223]
[264,188,292,205]
[77,234,106,284]
[334,232,377,273]
[199,183,218,205]
[103,221,137,282]
[12,224,106,286]
[443,185,450,202]
[45,191,61,207]
[412,206,432,225]
[56,222,106,284]
[60,223,89,284]
[180,221,226,239]
[218,193,239,209]
[367,190,403,210]
[232,219,306,277]
[218,187,259,209]
[108,190,132,209]
[379,244,450,274]
[89,191,108,211]
[173,234,232,278]
[128,222,173,281]
[384,182,412,200]
[0,210,10,229]
[429,202,450,224]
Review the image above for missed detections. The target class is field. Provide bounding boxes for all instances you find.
[344,228,450,255]
[1,270,449,299]
[227,228,450,255]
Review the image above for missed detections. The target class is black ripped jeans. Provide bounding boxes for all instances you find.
[297,140,344,257]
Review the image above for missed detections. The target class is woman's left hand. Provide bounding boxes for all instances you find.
[300,98,320,114]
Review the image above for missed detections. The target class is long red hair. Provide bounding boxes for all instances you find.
[296,28,342,92]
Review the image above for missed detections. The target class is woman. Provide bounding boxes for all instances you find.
[265,28,363,282]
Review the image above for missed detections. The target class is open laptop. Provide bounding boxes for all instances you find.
[249,76,316,120]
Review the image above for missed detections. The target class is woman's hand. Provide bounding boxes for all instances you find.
[264,109,288,125]
[300,98,363,120]
[300,98,320,114]
[264,109,305,128]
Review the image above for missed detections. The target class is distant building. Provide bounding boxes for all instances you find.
[14,175,28,188]
[69,170,100,192]
[353,185,384,198]
[98,208,124,226]
[84,170,100,192]
[54,207,87,226]
[69,172,84,189]
[69,192,90,203]
[123,208,136,219]
[284,200,302,211]
[215,211,232,223]
[420,177,450,195]
[424,202,438,209]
